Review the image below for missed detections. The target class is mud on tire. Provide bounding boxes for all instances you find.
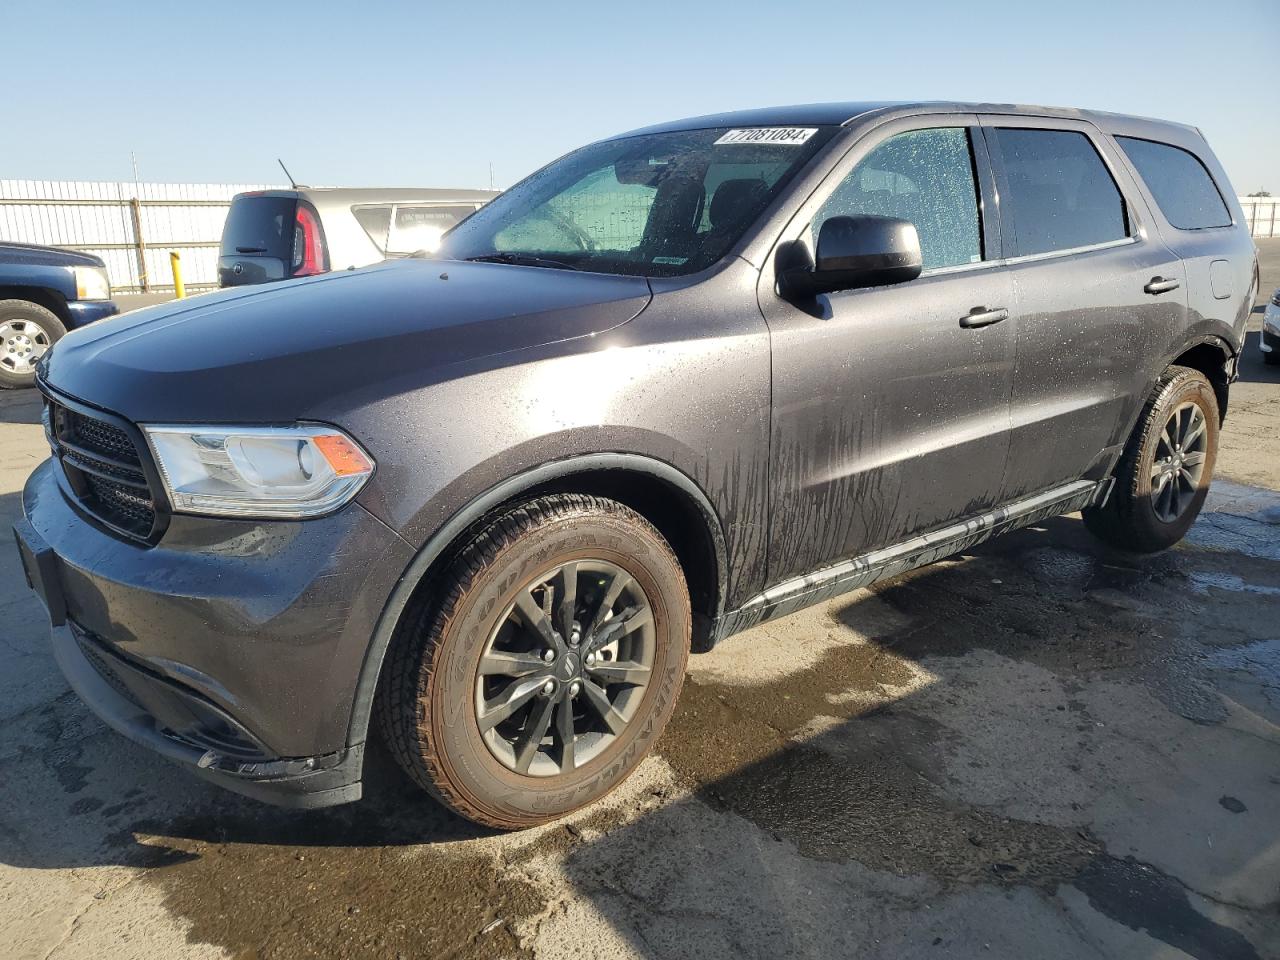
[376,493,691,829]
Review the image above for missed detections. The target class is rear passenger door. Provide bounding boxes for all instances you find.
[980,117,1188,499]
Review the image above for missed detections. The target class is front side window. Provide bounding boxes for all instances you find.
[436,126,839,277]
[1115,136,1231,230]
[991,128,1128,256]
[811,127,983,270]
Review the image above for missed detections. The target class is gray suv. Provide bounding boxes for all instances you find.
[15,102,1256,829]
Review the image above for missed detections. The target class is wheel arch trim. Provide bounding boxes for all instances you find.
[344,452,729,749]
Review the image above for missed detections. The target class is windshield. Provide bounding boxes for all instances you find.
[435,126,838,277]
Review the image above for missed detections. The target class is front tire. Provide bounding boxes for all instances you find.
[1082,365,1219,553]
[0,300,65,389]
[377,494,691,829]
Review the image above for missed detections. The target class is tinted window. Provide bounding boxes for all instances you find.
[1116,136,1231,230]
[992,129,1128,256]
[812,127,982,270]
[220,196,296,259]
[352,205,392,250]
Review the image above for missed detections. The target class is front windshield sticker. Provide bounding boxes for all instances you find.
[714,127,818,146]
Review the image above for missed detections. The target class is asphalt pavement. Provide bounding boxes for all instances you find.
[1,242,1278,959]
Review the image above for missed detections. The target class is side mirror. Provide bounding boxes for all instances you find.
[782,215,923,297]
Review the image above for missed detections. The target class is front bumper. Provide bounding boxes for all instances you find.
[65,299,119,329]
[17,458,414,807]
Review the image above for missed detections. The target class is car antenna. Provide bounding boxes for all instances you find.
[277,158,302,189]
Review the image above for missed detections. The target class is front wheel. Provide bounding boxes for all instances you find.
[0,300,66,389]
[1082,365,1219,553]
[377,494,691,829]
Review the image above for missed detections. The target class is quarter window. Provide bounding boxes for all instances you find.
[812,127,983,270]
[1115,136,1231,230]
[991,128,1128,256]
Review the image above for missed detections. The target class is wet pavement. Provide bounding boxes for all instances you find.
[1,243,1278,959]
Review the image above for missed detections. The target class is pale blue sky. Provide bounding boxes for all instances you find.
[6,0,1278,193]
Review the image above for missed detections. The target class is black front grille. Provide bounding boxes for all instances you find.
[48,399,158,539]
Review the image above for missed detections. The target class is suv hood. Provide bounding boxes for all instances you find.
[42,259,651,422]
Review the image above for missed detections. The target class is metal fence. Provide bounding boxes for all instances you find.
[0,179,281,293]
[1240,197,1279,239]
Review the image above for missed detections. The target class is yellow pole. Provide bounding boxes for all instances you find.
[169,251,185,299]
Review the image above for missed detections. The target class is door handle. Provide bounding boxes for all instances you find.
[1144,276,1181,295]
[959,306,1009,329]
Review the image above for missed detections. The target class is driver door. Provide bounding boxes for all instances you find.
[758,118,1017,582]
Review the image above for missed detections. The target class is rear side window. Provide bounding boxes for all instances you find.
[388,205,477,253]
[353,204,479,253]
[1115,137,1231,230]
[220,196,297,259]
[352,205,392,250]
[991,129,1128,257]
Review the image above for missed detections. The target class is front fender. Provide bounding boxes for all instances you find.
[343,451,729,750]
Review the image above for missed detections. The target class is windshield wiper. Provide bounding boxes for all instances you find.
[463,253,579,271]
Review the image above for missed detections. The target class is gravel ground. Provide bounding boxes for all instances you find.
[1,241,1278,960]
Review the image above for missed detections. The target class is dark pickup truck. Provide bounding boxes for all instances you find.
[0,242,118,388]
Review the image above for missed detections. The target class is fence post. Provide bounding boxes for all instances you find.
[129,197,149,292]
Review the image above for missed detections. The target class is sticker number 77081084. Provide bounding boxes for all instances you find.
[713,128,818,146]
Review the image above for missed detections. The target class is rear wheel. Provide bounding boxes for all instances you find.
[0,300,65,389]
[1082,365,1218,553]
[377,494,691,829]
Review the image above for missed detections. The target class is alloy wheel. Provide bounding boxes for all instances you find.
[474,560,655,777]
[1150,401,1209,523]
[0,318,51,375]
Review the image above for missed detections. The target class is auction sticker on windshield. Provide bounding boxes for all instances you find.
[714,128,818,146]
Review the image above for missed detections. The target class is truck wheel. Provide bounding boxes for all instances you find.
[0,300,65,389]
[377,494,691,829]
[1082,365,1218,553]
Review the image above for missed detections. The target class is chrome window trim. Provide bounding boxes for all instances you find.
[916,235,1139,279]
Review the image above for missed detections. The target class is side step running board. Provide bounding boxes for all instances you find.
[712,480,1101,643]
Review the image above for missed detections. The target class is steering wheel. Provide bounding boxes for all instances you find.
[538,208,597,253]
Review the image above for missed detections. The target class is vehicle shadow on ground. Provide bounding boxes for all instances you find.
[1238,331,1278,384]
[0,500,1276,957]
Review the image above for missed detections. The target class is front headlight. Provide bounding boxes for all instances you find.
[142,424,374,518]
[72,265,111,301]
[1270,289,1280,308]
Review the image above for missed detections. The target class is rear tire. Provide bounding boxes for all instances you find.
[1082,365,1218,553]
[0,300,65,389]
[376,494,691,829]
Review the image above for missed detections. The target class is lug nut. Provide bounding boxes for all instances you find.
[541,679,555,697]
[569,681,581,697]
[542,649,555,662]
[585,651,597,666]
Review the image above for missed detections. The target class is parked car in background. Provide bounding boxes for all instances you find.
[0,242,117,389]
[217,187,498,288]
[1262,287,1280,365]
[18,102,1254,829]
